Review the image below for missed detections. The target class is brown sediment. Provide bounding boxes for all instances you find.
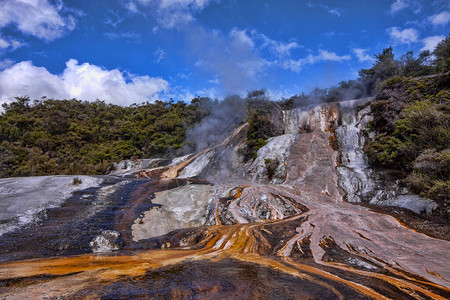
[161,153,201,178]
[328,128,339,150]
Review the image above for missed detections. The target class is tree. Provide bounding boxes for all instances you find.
[359,47,400,93]
[433,35,450,72]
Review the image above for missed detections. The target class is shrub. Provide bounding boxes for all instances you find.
[72,177,82,185]
[264,158,280,181]
[376,76,403,91]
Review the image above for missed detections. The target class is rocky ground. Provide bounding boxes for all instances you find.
[0,99,449,299]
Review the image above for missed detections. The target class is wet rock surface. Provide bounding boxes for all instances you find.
[131,182,216,240]
[0,99,449,299]
[248,134,296,183]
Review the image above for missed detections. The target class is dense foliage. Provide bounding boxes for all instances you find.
[365,36,450,205]
[0,98,204,177]
[244,90,283,160]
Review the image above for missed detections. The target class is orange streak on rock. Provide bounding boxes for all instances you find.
[326,263,450,300]
[281,257,389,300]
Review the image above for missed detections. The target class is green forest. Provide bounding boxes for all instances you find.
[1,36,449,203]
[0,99,205,176]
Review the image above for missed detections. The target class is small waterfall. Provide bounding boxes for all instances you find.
[335,99,375,202]
[335,99,438,214]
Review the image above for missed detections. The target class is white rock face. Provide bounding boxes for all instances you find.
[336,101,374,203]
[178,150,216,179]
[248,134,296,184]
[335,99,438,214]
[110,158,165,176]
[90,230,120,253]
[370,195,438,215]
[169,154,193,167]
[283,104,339,134]
[0,175,102,237]
[131,183,216,241]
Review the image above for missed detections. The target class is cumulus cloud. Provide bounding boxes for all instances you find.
[428,11,450,26]
[0,0,79,41]
[421,35,445,52]
[387,27,419,45]
[0,60,168,106]
[353,48,375,62]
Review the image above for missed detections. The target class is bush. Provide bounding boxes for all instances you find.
[376,76,403,91]
[264,158,280,181]
[243,93,282,161]
[72,177,82,185]
[425,180,450,203]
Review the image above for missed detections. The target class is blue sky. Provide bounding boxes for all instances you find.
[0,0,449,107]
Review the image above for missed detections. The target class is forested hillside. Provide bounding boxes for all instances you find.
[0,99,205,176]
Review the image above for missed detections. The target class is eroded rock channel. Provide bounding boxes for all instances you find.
[0,99,449,299]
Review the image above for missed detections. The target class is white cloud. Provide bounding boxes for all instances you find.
[428,11,450,26]
[208,78,219,85]
[421,35,445,52]
[0,0,79,41]
[0,59,14,70]
[387,27,419,45]
[153,47,165,63]
[0,38,9,49]
[103,32,140,40]
[390,0,422,14]
[390,0,408,13]
[254,31,300,58]
[280,59,303,73]
[280,50,351,72]
[186,25,351,92]
[184,25,271,93]
[353,48,374,62]
[104,9,125,28]
[127,0,213,28]
[314,49,351,62]
[177,72,191,80]
[0,60,168,106]
[328,9,341,17]
[0,36,25,51]
[230,28,255,49]
[306,2,342,17]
